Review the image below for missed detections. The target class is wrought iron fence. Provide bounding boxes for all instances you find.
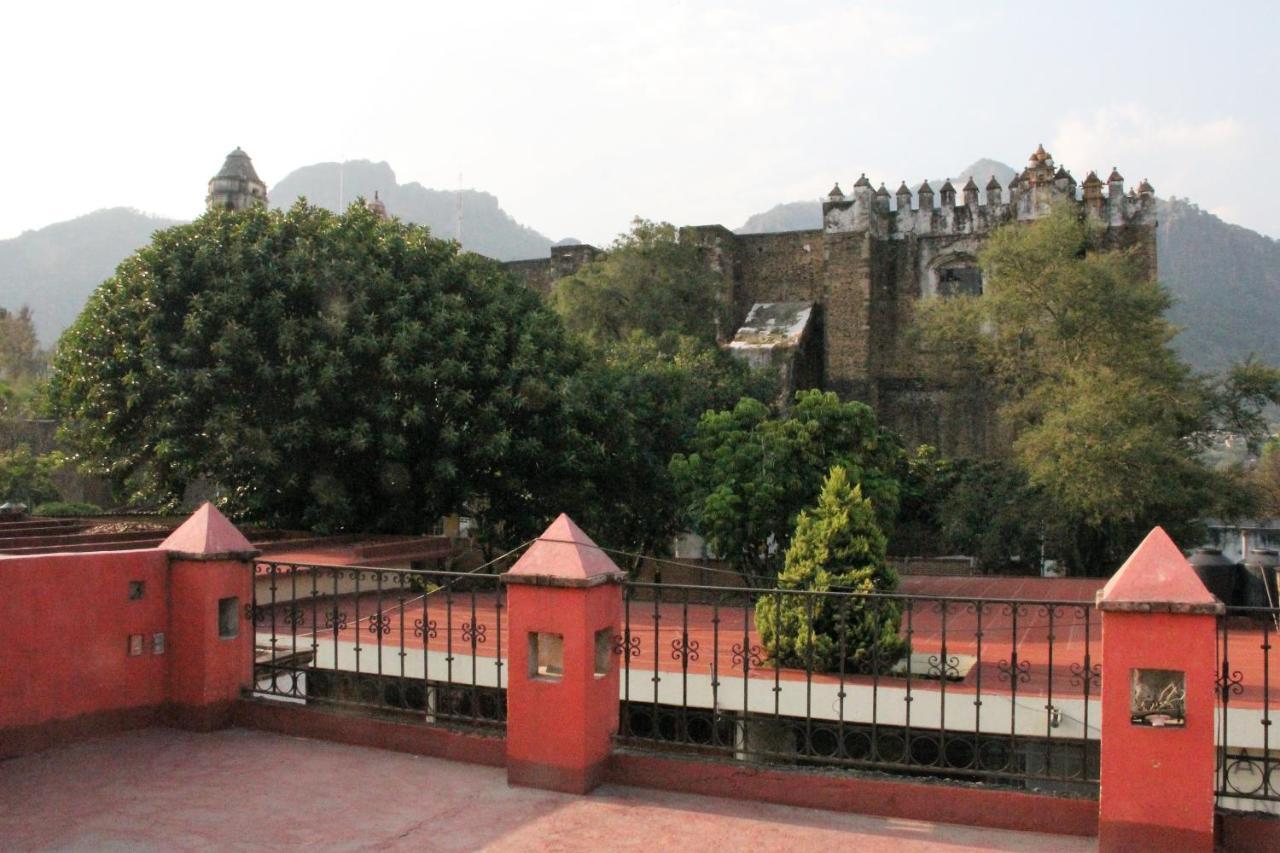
[251,561,506,730]
[1216,605,1280,809]
[615,581,1101,793]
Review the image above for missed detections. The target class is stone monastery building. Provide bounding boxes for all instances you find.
[509,145,1158,455]
[208,145,1157,456]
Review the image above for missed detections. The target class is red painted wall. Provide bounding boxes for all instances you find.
[167,558,253,712]
[505,581,621,793]
[0,549,171,731]
[1099,610,1218,851]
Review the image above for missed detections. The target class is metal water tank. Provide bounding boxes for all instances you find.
[1242,548,1280,609]
[1188,547,1238,605]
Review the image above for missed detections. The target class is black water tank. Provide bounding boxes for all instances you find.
[1242,548,1280,609]
[1188,547,1239,605]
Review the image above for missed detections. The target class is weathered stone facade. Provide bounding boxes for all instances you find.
[505,146,1158,456]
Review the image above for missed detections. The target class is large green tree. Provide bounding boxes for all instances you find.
[755,466,905,673]
[671,389,903,584]
[914,203,1279,571]
[550,219,728,347]
[564,332,774,565]
[51,201,583,536]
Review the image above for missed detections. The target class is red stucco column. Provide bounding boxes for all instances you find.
[503,514,625,794]
[1096,527,1224,852]
[160,503,258,731]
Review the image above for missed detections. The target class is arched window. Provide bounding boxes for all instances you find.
[928,256,983,298]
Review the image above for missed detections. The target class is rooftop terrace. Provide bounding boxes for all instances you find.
[0,727,1093,852]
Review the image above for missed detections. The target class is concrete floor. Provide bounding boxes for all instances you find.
[0,728,1096,851]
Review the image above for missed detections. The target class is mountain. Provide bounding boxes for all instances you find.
[268,160,552,262]
[0,208,181,346]
[735,159,1280,374]
[1158,198,1280,372]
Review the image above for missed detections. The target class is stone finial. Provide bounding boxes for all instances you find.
[1097,527,1223,614]
[505,513,625,587]
[160,501,258,560]
[366,190,388,219]
[827,182,845,200]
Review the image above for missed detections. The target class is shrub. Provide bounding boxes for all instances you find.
[755,466,906,673]
[33,500,101,517]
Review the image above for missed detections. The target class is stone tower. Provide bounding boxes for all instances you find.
[206,147,268,211]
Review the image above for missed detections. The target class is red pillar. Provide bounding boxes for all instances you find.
[1097,527,1223,852]
[160,503,257,731]
[503,514,624,794]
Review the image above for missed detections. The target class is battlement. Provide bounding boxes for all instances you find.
[822,145,1156,238]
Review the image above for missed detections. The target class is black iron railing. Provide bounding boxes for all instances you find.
[615,581,1101,793]
[1216,605,1280,808]
[251,561,506,730]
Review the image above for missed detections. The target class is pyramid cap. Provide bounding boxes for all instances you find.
[917,180,934,193]
[160,501,258,560]
[505,513,625,588]
[896,181,912,195]
[939,179,956,194]
[1108,167,1124,182]
[986,175,1003,189]
[853,172,872,188]
[827,182,844,199]
[214,147,262,184]
[1097,527,1223,614]
[962,176,979,191]
[875,182,890,197]
[1082,171,1102,186]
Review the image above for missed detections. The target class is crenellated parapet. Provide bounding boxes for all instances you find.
[822,144,1156,239]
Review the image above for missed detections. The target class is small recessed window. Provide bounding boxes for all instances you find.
[128,580,145,601]
[594,629,612,678]
[1131,668,1186,727]
[529,632,563,680]
[127,634,144,656]
[218,597,240,639]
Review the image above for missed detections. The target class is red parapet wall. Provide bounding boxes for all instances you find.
[0,548,171,755]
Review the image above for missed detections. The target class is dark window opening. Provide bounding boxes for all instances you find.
[937,266,983,297]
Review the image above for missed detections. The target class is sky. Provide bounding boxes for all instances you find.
[2,0,1277,246]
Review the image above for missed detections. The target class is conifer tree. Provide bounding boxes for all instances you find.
[755,466,905,673]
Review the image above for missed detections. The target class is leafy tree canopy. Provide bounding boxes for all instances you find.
[671,389,903,584]
[550,219,728,347]
[756,466,905,673]
[0,305,43,383]
[913,203,1278,571]
[0,444,62,507]
[564,332,775,565]
[51,201,584,537]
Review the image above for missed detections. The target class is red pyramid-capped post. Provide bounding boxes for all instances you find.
[1096,527,1222,852]
[161,502,258,730]
[503,514,626,793]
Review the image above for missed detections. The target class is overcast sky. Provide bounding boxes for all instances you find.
[3,1,1276,246]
